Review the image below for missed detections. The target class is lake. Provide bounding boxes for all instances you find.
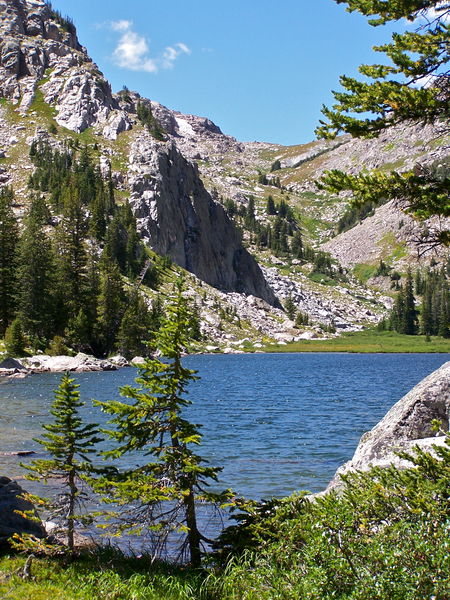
[0,353,448,498]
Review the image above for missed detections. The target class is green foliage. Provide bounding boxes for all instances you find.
[265,195,276,215]
[94,258,126,356]
[16,195,56,343]
[45,335,72,356]
[265,329,450,353]
[270,159,281,172]
[23,373,101,553]
[136,101,166,141]
[0,548,206,600]
[4,317,27,357]
[290,229,303,259]
[115,290,160,359]
[0,141,163,355]
[295,310,310,327]
[283,295,296,320]
[29,141,115,239]
[257,171,268,185]
[0,186,19,334]
[208,436,450,599]
[44,1,76,34]
[376,259,392,276]
[385,265,449,337]
[103,202,152,282]
[317,1,450,246]
[95,279,231,567]
[336,197,385,233]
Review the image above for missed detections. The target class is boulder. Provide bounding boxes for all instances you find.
[108,355,130,368]
[327,361,450,489]
[0,357,26,370]
[0,476,46,547]
[21,353,117,373]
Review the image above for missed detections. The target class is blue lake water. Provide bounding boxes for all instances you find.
[0,353,448,498]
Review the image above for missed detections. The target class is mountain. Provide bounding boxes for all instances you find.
[0,0,448,352]
[0,0,276,306]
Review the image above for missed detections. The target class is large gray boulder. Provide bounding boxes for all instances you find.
[0,476,46,546]
[327,361,450,489]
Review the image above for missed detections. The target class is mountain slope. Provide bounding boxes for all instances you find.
[0,0,276,305]
[1,0,447,349]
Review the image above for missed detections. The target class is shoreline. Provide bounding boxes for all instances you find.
[1,346,450,380]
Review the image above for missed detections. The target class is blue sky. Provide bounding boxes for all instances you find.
[49,0,403,145]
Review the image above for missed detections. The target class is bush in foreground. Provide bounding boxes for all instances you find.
[206,436,450,599]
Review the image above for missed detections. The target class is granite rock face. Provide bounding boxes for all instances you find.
[327,361,450,489]
[0,476,46,546]
[129,134,278,304]
[0,0,130,129]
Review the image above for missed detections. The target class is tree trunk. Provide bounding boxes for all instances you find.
[184,488,201,568]
[67,467,76,553]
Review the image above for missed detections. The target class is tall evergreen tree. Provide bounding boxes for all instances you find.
[96,280,231,567]
[116,290,153,359]
[4,318,27,357]
[290,229,303,259]
[17,195,56,344]
[95,258,126,356]
[0,187,19,335]
[403,270,418,335]
[23,373,101,553]
[54,185,89,324]
[266,195,276,215]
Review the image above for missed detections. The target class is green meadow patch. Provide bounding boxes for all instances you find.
[264,330,450,353]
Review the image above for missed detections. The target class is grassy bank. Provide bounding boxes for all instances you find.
[264,330,450,353]
[0,549,205,600]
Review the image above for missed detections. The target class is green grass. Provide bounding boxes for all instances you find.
[263,330,450,353]
[353,262,378,283]
[29,89,57,121]
[0,549,205,600]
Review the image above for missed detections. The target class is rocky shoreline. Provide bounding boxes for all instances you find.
[0,353,130,379]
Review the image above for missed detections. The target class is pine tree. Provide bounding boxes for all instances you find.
[95,279,231,567]
[23,373,101,553]
[284,295,297,320]
[54,185,89,324]
[0,187,19,335]
[4,318,27,357]
[420,280,433,336]
[290,230,303,259]
[95,258,126,356]
[116,290,153,359]
[390,271,418,334]
[317,1,450,246]
[16,195,56,345]
[403,270,418,335]
[266,195,276,215]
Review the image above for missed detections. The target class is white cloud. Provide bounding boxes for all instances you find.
[162,43,191,69]
[109,20,191,74]
[110,20,133,32]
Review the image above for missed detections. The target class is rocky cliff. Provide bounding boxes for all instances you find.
[0,0,276,305]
